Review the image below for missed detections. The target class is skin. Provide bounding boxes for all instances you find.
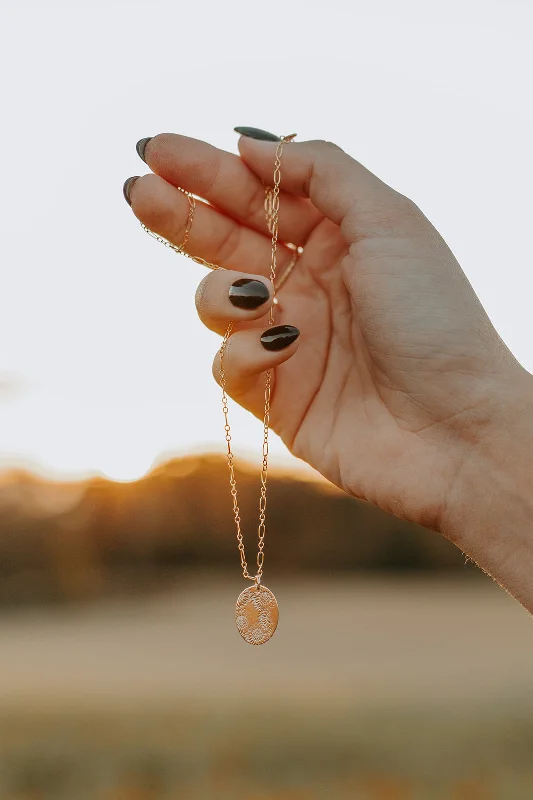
[126,134,533,613]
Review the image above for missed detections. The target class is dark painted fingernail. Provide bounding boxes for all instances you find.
[229,278,270,310]
[136,137,152,163]
[123,176,140,206]
[260,324,300,351]
[234,126,281,142]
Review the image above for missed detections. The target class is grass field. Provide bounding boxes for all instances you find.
[1,706,533,799]
[1,576,533,799]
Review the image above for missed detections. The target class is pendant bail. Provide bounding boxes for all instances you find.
[254,574,261,589]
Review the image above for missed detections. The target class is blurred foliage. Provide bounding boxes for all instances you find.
[0,455,477,606]
[0,705,532,799]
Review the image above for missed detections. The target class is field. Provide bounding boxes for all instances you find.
[1,575,533,799]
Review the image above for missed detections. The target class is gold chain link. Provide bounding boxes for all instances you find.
[140,133,297,586]
[140,187,222,272]
[219,134,296,584]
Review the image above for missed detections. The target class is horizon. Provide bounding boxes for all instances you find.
[0,447,326,486]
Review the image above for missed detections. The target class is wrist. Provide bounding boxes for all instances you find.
[441,367,533,611]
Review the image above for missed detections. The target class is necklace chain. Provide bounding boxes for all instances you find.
[140,134,295,586]
[140,188,221,271]
[219,135,294,584]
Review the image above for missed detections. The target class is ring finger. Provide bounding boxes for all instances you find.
[125,172,296,278]
[195,268,275,335]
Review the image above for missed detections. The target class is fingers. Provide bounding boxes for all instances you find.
[196,267,300,416]
[212,325,300,408]
[139,134,322,246]
[127,172,297,278]
[195,268,274,335]
[237,137,396,240]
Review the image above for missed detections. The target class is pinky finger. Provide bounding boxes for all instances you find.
[212,324,300,413]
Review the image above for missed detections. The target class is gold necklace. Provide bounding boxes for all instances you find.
[140,133,297,645]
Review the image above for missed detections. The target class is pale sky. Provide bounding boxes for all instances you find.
[0,0,532,481]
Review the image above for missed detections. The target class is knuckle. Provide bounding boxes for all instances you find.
[309,139,344,155]
[359,190,427,238]
[197,148,224,197]
[393,191,420,216]
[391,193,427,228]
[245,180,270,230]
[216,223,242,265]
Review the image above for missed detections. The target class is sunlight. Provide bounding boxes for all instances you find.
[97,450,154,483]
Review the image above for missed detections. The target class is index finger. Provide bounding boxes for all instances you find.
[237,137,395,241]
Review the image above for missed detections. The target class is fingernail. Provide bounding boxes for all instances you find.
[260,324,300,351]
[229,278,270,310]
[234,126,281,142]
[123,176,139,206]
[136,137,152,163]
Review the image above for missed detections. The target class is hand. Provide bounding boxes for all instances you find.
[124,131,533,597]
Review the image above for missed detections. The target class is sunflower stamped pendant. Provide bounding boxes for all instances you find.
[235,584,279,645]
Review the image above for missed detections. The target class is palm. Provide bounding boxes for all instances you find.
[261,208,511,530]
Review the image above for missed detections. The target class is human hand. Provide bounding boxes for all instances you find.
[123,130,533,604]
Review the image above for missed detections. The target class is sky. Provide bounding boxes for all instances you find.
[0,0,532,482]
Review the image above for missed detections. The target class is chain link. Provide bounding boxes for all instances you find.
[140,188,222,271]
[219,134,295,584]
[139,133,296,585]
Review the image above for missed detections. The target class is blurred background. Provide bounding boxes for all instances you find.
[1,0,533,798]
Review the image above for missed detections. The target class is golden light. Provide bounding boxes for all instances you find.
[97,451,154,483]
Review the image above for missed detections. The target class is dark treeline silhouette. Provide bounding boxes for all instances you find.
[0,455,478,606]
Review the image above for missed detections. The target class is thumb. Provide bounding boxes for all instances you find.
[237,135,399,242]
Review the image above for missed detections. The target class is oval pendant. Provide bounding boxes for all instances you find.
[235,584,279,645]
